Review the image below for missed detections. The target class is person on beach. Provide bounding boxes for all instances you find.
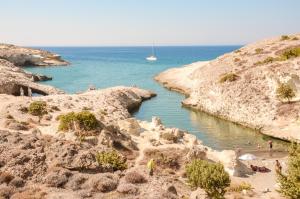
[147,159,155,176]
[275,160,282,174]
[268,140,273,150]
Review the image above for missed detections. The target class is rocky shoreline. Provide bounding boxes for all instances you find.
[0,43,288,198]
[156,33,300,142]
[0,44,68,96]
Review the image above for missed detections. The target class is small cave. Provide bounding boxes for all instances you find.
[10,84,48,97]
[22,60,36,67]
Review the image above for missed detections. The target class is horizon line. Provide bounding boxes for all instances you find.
[27,44,244,48]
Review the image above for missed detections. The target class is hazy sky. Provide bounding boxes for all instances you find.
[1,0,300,46]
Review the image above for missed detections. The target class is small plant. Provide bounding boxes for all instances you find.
[292,37,299,41]
[280,47,300,60]
[28,101,47,122]
[0,172,14,184]
[219,73,238,83]
[58,111,99,131]
[6,114,14,119]
[281,35,290,41]
[186,159,230,199]
[96,150,127,171]
[234,58,241,62]
[277,142,300,199]
[255,48,263,54]
[19,106,28,113]
[276,83,296,102]
[227,182,252,193]
[160,132,178,143]
[234,49,241,53]
[51,105,60,111]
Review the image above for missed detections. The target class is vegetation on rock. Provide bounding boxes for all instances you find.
[227,182,252,193]
[186,159,230,199]
[234,58,241,62]
[58,111,99,131]
[219,73,238,83]
[28,101,47,121]
[255,48,263,54]
[277,142,300,199]
[255,47,300,66]
[96,150,127,171]
[160,132,178,143]
[280,47,300,60]
[276,83,296,102]
[281,35,291,41]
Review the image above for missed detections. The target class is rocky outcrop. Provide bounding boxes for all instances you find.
[0,43,69,66]
[156,33,300,142]
[0,59,64,96]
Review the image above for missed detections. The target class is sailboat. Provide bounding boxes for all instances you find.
[146,44,157,61]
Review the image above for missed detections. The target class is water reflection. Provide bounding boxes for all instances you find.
[187,108,289,151]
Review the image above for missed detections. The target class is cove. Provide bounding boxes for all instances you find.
[25,46,288,150]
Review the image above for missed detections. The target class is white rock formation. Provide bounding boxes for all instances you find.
[156,33,300,142]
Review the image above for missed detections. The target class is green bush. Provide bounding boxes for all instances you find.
[255,48,263,54]
[276,83,296,102]
[219,73,238,83]
[280,47,300,60]
[96,150,127,171]
[292,37,299,41]
[28,101,47,121]
[277,143,300,199]
[281,35,290,41]
[58,111,99,131]
[186,159,230,199]
[227,182,252,193]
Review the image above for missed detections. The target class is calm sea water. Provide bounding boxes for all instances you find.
[26,46,288,150]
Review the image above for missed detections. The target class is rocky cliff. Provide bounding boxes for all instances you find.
[156,33,300,142]
[0,44,69,96]
[0,44,69,66]
[0,59,64,96]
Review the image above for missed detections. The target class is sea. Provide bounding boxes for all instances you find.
[25,46,288,151]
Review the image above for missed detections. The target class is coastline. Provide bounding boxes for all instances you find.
[155,33,300,143]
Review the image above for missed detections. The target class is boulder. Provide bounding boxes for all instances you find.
[118,118,141,136]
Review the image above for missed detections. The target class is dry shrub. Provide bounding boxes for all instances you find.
[125,171,147,184]
[117,183,139,194]
[11,187,47,199]
[91,173,119,193]
[227,182,252,193]
[0,172,14,184]
[160,132,178,143]
[219,73,238,83]
[143,148,186,170]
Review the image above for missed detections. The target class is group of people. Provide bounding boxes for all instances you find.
[147,140,283,176]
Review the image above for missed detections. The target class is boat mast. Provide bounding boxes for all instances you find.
[152,43,155,56]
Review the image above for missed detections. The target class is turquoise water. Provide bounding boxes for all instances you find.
[26,46,287,150]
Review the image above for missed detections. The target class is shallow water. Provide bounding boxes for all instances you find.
[25,46,289,150]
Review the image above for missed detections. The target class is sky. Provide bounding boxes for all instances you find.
[1,0,300,46]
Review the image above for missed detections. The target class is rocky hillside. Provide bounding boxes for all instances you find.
[0,44,69,66]
[156,33,300,142]
[0,86,243,199]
